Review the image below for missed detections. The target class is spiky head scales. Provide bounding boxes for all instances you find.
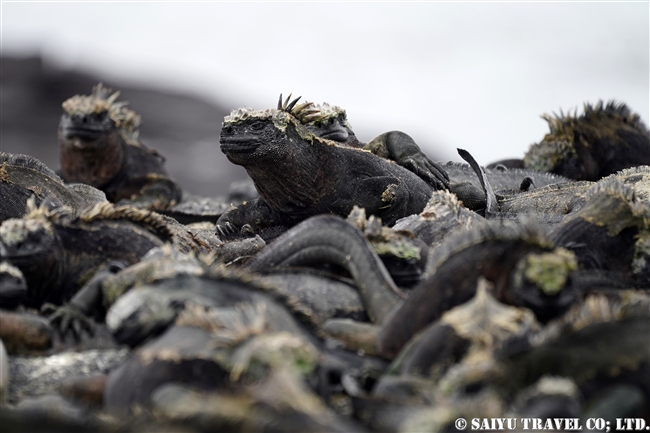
[61,83,141,145]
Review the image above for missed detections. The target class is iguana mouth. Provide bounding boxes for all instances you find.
[61,126,105,142]
[2,251,35,260]
[220,136,262,154]
[1,238,47,260]
[59,113,109,142]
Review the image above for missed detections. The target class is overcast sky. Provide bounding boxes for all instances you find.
[2,2,648,164]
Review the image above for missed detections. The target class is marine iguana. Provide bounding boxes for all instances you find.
[0,202,166,308]
[0,261,27,309]
[550,167,650,287]
[58,84,182,210]
[216,99,441,235]
[524,101,650,181]
[454,148,592,230]
[285,95,450,191]
[378,221,581,358]
[392,189,484,248]
[34,235,264,340]
[292,97,575,211]
[244,214,407,324]
[40,214,377,352]
[389,277,539,379]
[104,283,384,430]
[0,199,221,310]
[443,148,574,214]
[35,213,399,342]
[499,292,650,392]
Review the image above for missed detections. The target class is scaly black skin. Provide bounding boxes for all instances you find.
[550,169,650,288]
[217,108,437,235]
[304,101,573,212]
[388,281,538,380]
[58,91,182,210]
[378,224,580,359]
[0,261,27,309]
[103,279,272,410]
[288,96,449,191]
[0,209,167,340]
[499,293,650,394]
[0,214,165,309]
[37,233,267,342]
[443,158,573,213]
[245,214,406,324]
[464,155,650,286]
[364,131,449,192]
[392,190,483,249]
[523,101,650,181]
[103,272,387,417]
[309,123,449,191]
[218,106,450,209]
[454,149,591,231]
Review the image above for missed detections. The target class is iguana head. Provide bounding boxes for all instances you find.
[58,84,140,187]
[220,94,335,166]
[299,101,362,146]
[0,261,27,309]
[60,83,141,145]
[0,213,64,307]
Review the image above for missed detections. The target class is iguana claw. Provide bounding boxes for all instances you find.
[42,302,96,340]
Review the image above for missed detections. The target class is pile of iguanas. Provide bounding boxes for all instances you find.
[0,86,648,431]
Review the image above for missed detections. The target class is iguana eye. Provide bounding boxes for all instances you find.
[249,121,265,131]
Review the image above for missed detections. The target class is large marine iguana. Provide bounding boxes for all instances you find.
[292,96,575,211]
[58,84,182,210]
[287,96,450,191]
[523,101,650,181]
[216,98,443,235]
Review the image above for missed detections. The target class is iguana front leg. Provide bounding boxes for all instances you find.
[345,175,427,227]
[365,131,450,191]
[216,198,287,239]
[43,261,127,340]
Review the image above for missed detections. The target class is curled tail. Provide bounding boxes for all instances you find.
[457,148,498,215]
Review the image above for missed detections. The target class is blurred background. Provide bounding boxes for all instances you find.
[2,2,648,197]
